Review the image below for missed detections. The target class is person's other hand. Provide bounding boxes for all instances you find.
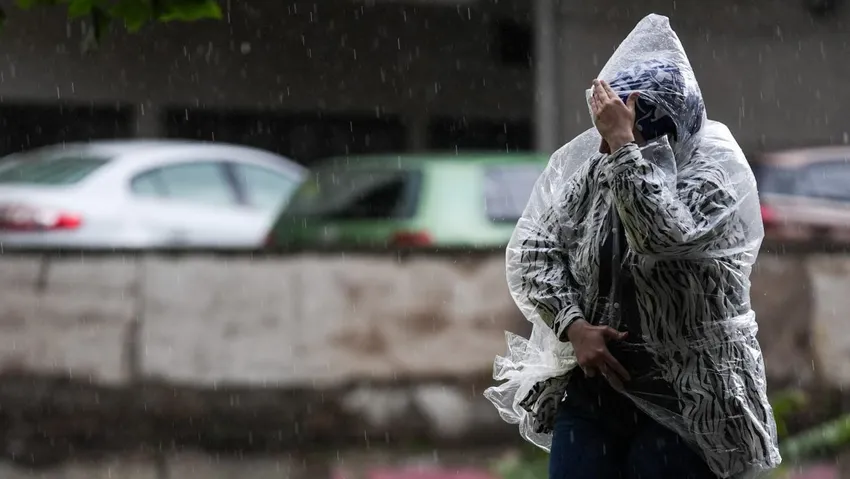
[567,319,631,390]
[590,79,638,153]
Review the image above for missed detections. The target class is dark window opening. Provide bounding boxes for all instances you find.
[0,103,132,157]
[494,19,533,68]
[164,109,408,166]
[429,117,532,152]
[328,180,408,220]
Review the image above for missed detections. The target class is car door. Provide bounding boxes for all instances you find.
[127,160,263,248]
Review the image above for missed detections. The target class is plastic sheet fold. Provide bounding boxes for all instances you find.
[484,14,780,478]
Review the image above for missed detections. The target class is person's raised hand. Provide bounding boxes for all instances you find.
[590,79,638,153]
[566,319,631,391]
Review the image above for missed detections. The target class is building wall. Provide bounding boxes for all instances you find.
[0,0,847,159]
[554,0,850,154]
[0,0,536,160]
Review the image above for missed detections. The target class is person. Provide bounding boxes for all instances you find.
[484,14,780,479]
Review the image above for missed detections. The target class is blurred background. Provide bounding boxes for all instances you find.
[0,0,848,478]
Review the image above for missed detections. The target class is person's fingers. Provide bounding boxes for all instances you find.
[601,365,625,391]
[626,92,640,111]
[602,350,631,382]
[600,326,617,338]
[590,94,599,115]
[592,79,610,101]
[601,80,620,102]
[583,365,597,378]
[600,327,627,341]
[595,84,609,102]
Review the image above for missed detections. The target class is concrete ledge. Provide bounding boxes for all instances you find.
[139,254,520,386]
[0,250,842,464]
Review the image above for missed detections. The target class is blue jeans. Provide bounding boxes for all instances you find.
[549,376,718,479]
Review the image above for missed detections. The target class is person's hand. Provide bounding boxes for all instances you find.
[567,319,631,390]
[590,79,638,153]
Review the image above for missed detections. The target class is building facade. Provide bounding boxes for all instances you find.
[0,0,847,163]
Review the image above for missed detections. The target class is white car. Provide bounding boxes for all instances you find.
[0,140,306,249]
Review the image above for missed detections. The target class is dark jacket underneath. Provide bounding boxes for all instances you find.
[565,207,680,422]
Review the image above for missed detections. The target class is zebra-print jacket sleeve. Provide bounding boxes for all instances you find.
[512,205,585,342]
[604,142,739,256]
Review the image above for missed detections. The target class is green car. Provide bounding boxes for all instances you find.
[266,152,549,250]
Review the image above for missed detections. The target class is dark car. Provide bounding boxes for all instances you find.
[754,146,850,245]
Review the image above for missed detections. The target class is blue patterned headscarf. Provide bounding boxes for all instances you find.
[607,59,704,143]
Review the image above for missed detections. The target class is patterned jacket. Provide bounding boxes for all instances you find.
[510,130,780,478]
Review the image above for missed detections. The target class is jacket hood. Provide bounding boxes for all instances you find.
[587,14,706,156]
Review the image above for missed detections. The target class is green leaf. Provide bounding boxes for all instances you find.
[157,0,222,22]
[67,0,101,18]
[15,0,38,9]
[9,0,222,35]
[15,0,62,9]
[110,0,152,32]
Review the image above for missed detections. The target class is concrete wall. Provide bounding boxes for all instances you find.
[0,253,525,467]
[0,250,843,462]
[1,254,515,386]
[0,0,848,153]
[2,251,837,389]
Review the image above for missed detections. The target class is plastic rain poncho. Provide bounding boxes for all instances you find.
[484,14,780,479]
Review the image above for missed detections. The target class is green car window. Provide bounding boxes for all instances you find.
[287,169,422,219]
